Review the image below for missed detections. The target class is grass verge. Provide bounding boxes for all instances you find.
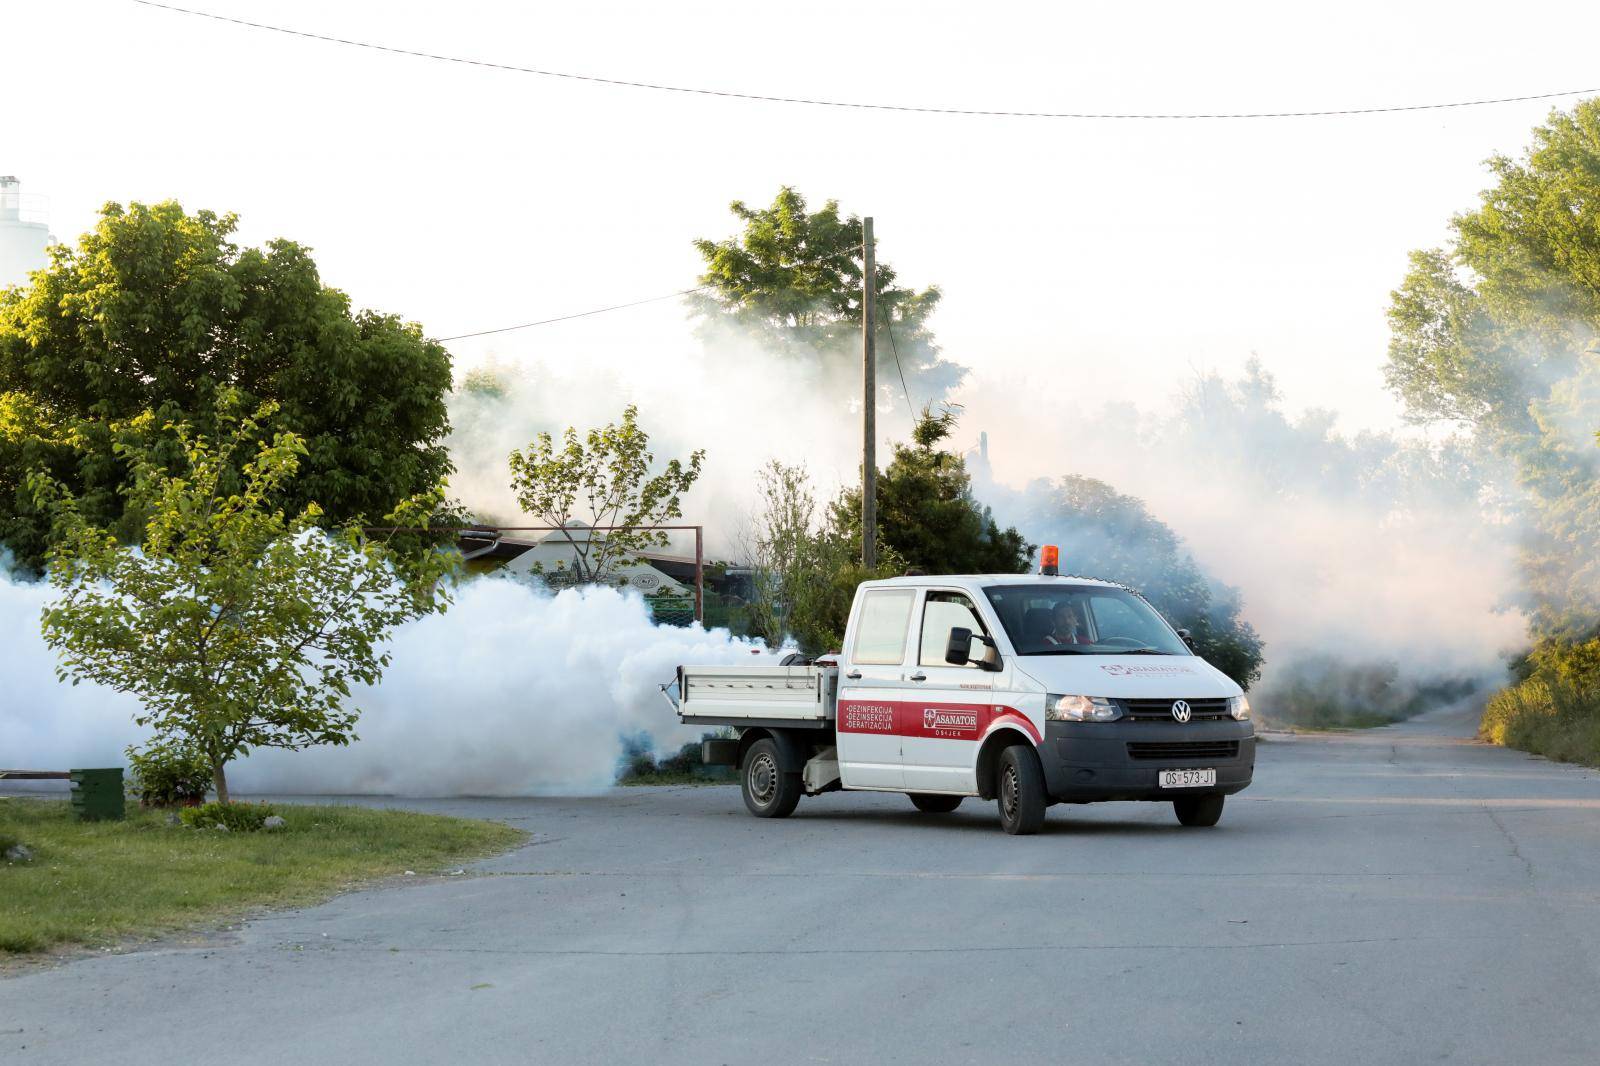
[1481,676,1600,767]
[0,798,524,956]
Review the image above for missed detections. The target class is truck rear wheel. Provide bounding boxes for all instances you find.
[1173,794,1225,827]
[741,739,802,819]
[996,745,1047,835]
[909,793,962,814]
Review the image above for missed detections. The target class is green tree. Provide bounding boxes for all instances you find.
[833,405,1032,576]
[32,400,454,804]
[0,201,454,572]
[507,405,705,586]
[1016,475,1265,689]
[1385,100,1600,641]
[692,186,965,400]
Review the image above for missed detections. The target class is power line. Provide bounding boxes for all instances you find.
[881,311,918,423]
[133,2,1599,121]
[437,286,708,341]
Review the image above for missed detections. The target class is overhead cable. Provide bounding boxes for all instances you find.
[133,2,1599,121]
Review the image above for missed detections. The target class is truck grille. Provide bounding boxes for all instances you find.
[1126,741,1240,761]
[1120,698,1232,722]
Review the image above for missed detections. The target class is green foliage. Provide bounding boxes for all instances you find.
[1482,672,1600,767]
[0,200,454,572]
[833,405,1032,577]
[1015,474,1264,688]
[0,833,22,857]
[125,743,214,807]
[1384,100,1600,641]
[507,404,704,586]
[691,186,964,399]
[180,801,278,832]
[616,738,734,785]
[740,460,904,655]
[32,399,456,805]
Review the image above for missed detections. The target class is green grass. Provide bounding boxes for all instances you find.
[0,798,525,956]
[1481,676,1600,767]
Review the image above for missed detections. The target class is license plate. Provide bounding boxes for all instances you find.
[1159,768,1216,788]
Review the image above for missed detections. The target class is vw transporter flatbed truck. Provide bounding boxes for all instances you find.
[663,555,1255,835]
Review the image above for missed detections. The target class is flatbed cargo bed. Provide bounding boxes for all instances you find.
[666,664,838,730]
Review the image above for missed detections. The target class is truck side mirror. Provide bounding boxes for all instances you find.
[944,627,974,666]
[1176,628,1196,650]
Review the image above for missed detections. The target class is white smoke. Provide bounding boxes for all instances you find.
[0,563,770,796]
[446,334,902,558]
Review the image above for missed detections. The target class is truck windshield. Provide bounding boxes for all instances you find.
[982,584,1191,656]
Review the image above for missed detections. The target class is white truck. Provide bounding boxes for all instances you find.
[664,556,1255,834]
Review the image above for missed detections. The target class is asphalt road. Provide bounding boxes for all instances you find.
[8,703,1600,1065]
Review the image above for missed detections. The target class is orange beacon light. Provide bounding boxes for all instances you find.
[1040,545,1060,576]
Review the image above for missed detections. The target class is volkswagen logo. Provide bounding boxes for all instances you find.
[1171,700,1192,723]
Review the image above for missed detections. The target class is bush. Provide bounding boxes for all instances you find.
[126,745,213,807]
[180,802,277,832]
[1481,673,1600,766]
[0,833,23,855]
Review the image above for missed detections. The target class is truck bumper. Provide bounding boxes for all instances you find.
[1037,719,1255,803]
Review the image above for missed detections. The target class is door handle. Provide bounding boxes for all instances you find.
[845,670,863,680]
[909,672,927,682]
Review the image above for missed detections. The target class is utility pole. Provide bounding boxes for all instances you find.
[860,216,877,570]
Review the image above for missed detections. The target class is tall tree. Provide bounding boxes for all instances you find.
[0,201,454,571]
[833,405,1032,576]
[33,399,454,804]
[1385,100,1600,640]
[691,186,965,401]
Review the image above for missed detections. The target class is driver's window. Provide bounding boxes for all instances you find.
[919,592,987,667]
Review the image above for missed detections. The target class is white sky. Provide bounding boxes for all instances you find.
[7,0,1600,437]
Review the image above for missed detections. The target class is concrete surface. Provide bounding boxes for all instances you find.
[6,704,1600,1065]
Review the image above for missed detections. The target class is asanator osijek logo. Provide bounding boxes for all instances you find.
[923,707,979,732]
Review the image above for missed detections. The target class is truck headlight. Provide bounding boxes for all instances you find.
[1228,695,1252,721]
[1046,695,1121,722]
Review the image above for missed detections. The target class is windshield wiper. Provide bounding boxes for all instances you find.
[1115,648,1175,655]
[1025,647,1091,655]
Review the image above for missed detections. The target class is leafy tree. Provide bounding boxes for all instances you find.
[1385,100,1600,641]
[1016,475,1265,689]
[0,201,454,572]
[832,405,1032,576]
[507,405,704,586]
[32,400,454,804]
[691,186,965,400]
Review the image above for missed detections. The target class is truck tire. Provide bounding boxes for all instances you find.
[1173,794,1225,827]
[741,738,802,819]
[909,793,962,814]
[996,744,1047,835]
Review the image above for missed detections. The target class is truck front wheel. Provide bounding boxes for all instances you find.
[996,745,1047,835]
[741,739,802,819]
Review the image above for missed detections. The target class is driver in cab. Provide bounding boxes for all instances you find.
[1043,602,1091,646]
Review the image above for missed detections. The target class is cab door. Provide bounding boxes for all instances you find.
[901,589,994,793]
[836,587,916,790]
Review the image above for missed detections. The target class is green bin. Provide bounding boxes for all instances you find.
[69,768,126,821]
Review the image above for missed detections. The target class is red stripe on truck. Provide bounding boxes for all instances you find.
[838,700,1041,743]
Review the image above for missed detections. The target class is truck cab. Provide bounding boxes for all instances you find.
[671,563,1255,835]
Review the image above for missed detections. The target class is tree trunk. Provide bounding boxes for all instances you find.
[213,760,230,805]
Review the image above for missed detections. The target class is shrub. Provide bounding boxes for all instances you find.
[0,833,22,855]
[1481,672,1600,766]
[126,745,214,807]
[179,802,277,832]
